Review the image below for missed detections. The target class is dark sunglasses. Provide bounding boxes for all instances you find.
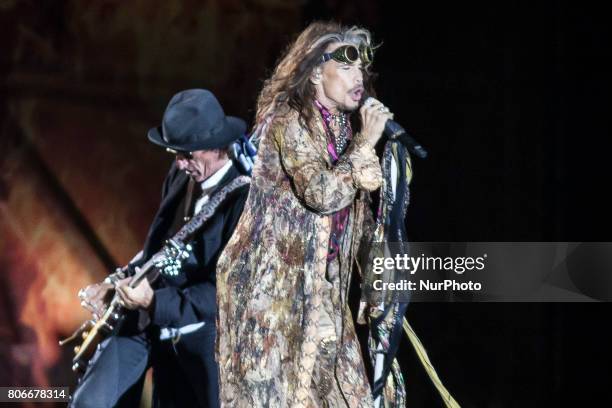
[166,147,193,159]
[321,44,373,65]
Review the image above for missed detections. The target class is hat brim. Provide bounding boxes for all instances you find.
[147,116,247,152]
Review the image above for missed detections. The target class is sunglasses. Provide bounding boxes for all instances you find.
[321,44,373,65]
[166,147,193,159]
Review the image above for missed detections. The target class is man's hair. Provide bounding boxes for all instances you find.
[254,21,377,132]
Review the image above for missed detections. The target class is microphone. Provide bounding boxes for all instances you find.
[384,120,428,159]
[363,97,428,159]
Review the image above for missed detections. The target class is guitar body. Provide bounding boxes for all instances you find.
[70,302,124,373]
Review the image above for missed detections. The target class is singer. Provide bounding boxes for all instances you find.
[216,22,395,407]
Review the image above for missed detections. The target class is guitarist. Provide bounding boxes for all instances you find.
[71,89,250,408]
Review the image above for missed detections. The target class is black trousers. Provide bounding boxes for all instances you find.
[70,319,219,408]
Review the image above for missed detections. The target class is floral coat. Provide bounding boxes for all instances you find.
[216,107,383,407]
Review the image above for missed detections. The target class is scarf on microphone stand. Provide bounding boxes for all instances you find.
[364,140,461,408]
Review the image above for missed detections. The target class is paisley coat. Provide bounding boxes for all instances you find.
[216,107,383,407]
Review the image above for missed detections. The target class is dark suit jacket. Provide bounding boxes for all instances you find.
[133,161,249,329]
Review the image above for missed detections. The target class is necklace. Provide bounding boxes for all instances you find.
[328,112,349,153]
[314,100,351,157]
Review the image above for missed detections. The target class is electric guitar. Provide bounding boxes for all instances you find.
[59,175,250,373]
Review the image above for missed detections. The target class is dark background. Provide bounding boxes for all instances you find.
[1,1,611,407]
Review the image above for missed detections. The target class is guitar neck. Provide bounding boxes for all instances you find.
[128,258,156,288]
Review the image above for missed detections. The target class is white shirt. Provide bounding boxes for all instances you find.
[193,160,233,215]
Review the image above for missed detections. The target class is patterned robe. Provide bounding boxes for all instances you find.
[216,107,383,407]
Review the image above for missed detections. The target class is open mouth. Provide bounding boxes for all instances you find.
[349,87,364,102]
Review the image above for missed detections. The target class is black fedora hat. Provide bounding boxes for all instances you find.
[148,89,246,152]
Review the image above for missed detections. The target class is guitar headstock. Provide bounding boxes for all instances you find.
[155,239,192,276]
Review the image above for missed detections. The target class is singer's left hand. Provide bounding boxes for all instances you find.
[115,277,154,311]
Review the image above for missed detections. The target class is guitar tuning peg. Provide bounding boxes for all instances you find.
[186,244,192,251]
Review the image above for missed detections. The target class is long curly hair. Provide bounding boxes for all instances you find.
[254,21,377,134]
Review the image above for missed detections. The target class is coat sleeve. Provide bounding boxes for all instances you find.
[148,185,249,328]
[275,119,382,215]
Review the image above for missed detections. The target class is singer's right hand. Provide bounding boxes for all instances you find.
[360,97,394,147]
[78,282,114,319]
